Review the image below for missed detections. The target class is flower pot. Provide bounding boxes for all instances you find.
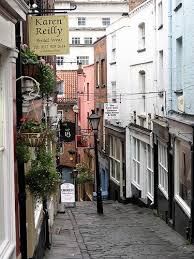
[23,63,38,77]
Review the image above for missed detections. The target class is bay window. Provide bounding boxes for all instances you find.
[158,142,168,197]
[109,136,120,182]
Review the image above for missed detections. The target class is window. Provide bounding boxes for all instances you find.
[158,1,163,28]
[72,37,80,45]
[96,61,100,87]
[158,142,168,196]
[147,145,154,198]
[139,70,146,112]
[159,50,163,89]
[176,37,183,90]
[110,136,121,182]
[87,82,89,101]
[132,138,140,185]
[78,17,86,26]
[57,110,63,121]
[84,37,92,44]
[56,56,64,66]
[138,23,145,50]
[177,141,191,207]
[111,81,116,103]
[112,34,116,50]
[76,56,89,65]
[101,59,105,86]
[102,17,110,26]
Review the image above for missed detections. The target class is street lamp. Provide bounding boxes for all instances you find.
[88,110,103,214]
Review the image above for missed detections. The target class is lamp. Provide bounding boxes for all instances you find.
[88,110,100,134]
[88,110,103,214]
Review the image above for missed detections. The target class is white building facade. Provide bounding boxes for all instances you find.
[55,0,128,70]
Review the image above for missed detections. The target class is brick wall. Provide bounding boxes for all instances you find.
[129,0,146,11]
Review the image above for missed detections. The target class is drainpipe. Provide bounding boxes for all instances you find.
[16,22,27,259]
[191,125,194,243]
[168,0,173,112]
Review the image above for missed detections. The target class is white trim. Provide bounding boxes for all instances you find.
[147,192,153,201]
[131,180,142,191]
[175,194,191,218]
[158,184,168,199]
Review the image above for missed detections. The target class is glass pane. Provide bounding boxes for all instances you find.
[148,170,151,194]
[179,145,191,207]
[137,163,140,184]
[116,161,120,181]
[112,160,115,178]
[133,138,136,158]
[137,140,140,161]
[116,139,120,160]
[133,160,136,182]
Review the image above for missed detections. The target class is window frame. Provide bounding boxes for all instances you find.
[111,81,116,103]
[158,1,163,29]
[158,142,168,198]
[72,37,80,45]
[132,137,141,187]
[109,136,121,183]
[56,56,64,66]
[76,56,89,65]
[147,145,154,199]
[78,17,86,26]
[102,17,110,26]
[138,22,145,51]
[84,37,92,45]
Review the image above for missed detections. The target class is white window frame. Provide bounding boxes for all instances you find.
[102,17,110,26]
[78,17,86,26]
[84,37,92,44]
[56,56,64,66]
[109,136,121,183]
[111,81,116,103]
[132,137,141,188]
[158,142,168,198]
[147,145,154,200]
[76,56,89,65]
[138,22,145,50]
[57,110,63,121]
[139,70,146,112]
[72,37,80,45]
[174,140,191,217]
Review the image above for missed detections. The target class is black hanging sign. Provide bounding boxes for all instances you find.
[60,121,75,142]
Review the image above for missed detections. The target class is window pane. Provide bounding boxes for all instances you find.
[116,139,120,160]
[137,140,140,161]
[137,163,140,184]
[133,160,136,182]
[116,161,120,181]
[179,144,191,207]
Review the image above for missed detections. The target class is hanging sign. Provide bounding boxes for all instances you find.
[61,183,75,203]
[28,15,69,56]
[104,103,120,120]
[60,121,75,142]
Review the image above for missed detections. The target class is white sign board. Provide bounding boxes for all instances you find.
[104,103,120,120]
[61,183,75,203]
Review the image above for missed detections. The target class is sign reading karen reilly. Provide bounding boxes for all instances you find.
[28,15,69,56]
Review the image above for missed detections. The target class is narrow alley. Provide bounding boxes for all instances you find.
[45,201,194,259]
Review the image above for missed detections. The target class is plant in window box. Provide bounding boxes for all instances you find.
[18,118,47,147]
[25,148,60,200]
[21,44,39,77]
[36,62,55,96]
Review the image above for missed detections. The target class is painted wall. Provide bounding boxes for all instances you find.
[169,0,194,114]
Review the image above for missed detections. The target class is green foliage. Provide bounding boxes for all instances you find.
[76,162,94,184]
[16,141,31,163]
[20,119,46,133]
[36,63,55,95]
[20,44,38,64]
[25,148,60,200]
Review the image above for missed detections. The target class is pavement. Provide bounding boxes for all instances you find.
[45,201,194,259]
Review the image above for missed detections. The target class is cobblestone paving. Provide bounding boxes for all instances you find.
[45,201,194,259]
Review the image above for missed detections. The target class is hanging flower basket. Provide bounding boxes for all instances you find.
[19,132,46,147]
[23,63,38,77]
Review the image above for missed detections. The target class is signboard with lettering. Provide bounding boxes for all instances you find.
[60,121,75,142]
[104,103,120,120]
[76,135,89,148]
[28,15,69,56]
[61,183,75,203]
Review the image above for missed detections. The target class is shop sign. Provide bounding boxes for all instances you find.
[60,121,75,142]
[61,183,75,203]
[104,103,120,120]
[28,15,69,56]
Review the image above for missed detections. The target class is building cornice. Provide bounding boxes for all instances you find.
[128,0,153,19]
[0,0,29,21]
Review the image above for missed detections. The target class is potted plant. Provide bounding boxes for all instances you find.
[25,148,60,200]
[36,62,55,96]
[21,44,39,77]
[76,162,94,184]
